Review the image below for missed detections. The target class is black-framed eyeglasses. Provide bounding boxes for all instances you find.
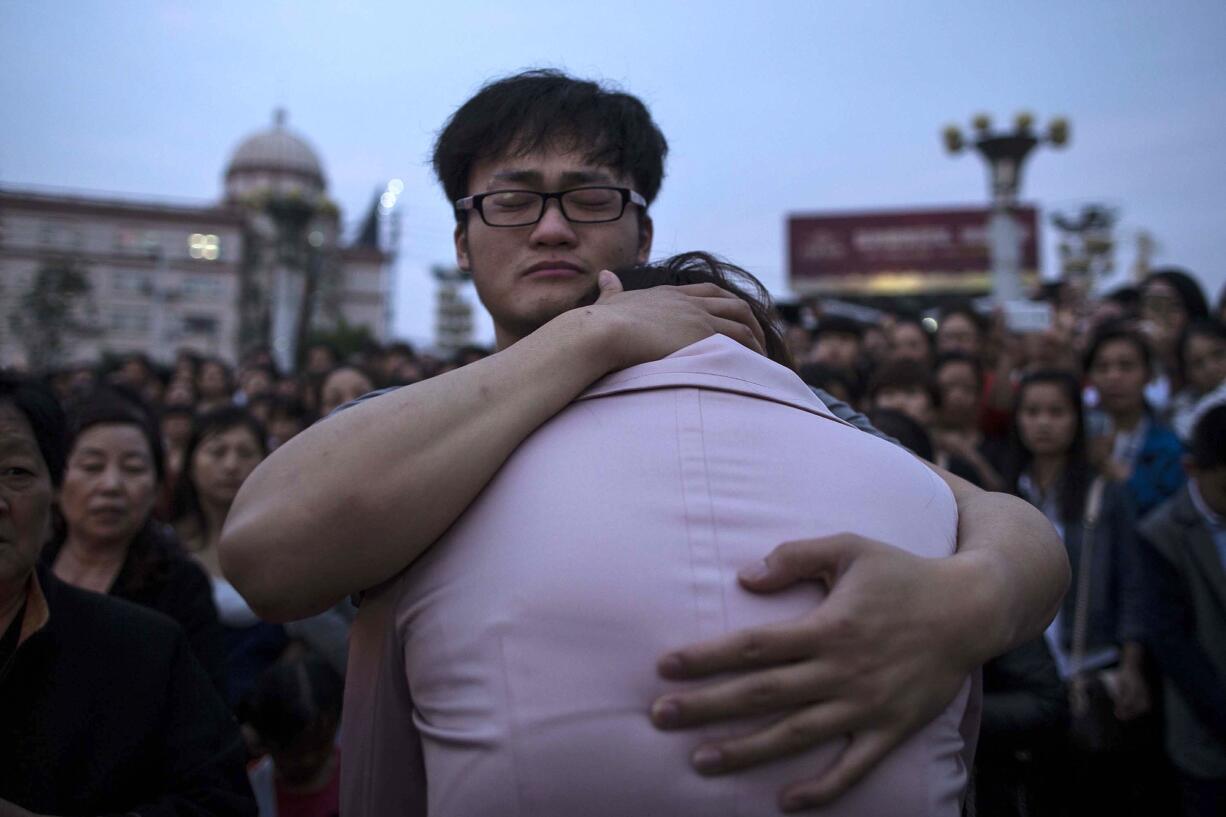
[455,186,647,227]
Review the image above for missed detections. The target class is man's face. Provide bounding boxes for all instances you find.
[0,403,53,598]
[455,145,653,347]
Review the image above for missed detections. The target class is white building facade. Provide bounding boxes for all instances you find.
[0,112,392,371]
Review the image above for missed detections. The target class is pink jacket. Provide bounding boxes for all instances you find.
[342,335,976,816]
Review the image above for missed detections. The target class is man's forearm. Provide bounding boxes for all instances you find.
[934,466,1070,664]
[220,309,612,620]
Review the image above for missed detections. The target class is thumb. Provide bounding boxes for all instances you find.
[595,269,623,301]
[739,534,860,593]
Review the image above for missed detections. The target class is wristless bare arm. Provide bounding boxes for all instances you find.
[219,274,766,621]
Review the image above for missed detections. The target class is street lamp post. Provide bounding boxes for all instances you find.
[943,113,1070,303]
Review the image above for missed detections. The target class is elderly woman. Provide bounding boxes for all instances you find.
[44,388,226,693]
[0,373,254,815]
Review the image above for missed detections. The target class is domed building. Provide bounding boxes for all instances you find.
[0,111,393,371]
[225,110,327,203]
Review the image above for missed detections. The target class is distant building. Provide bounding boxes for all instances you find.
[0,111,392,371]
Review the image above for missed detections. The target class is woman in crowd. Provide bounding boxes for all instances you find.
[1138,268,1210,413]
[1171,320,1226,441]
[1003,369,1157,812]
[44,388,226,694]
[0,373,254,815]
[197,357,236,413]
[1085,323,1185,518]
[173,407,284,705]
[173,407,351,701]
[317,365,376,418]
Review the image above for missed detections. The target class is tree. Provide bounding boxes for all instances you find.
[8,259,98,372]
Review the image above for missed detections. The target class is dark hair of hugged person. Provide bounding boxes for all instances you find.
[613,251,794,370]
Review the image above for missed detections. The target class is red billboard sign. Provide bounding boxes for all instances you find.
[788,206,1040,296]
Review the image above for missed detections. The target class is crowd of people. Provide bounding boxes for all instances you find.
[787,267,1226,816]
[3,66,1225,817]
[4,262,1224,816]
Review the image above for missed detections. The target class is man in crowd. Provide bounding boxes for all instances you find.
[220,70,1068,809]
[1138,403,1226,817]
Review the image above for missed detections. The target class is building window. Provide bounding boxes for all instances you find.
[182,314,219,337]
[112,270,151,295]
[182,274,223,300]
[110,306,151,334]
[189,233,221,261]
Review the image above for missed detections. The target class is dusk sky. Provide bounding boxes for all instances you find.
[3,1,1223,344]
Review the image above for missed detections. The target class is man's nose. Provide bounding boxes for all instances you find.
[529,198,578,245]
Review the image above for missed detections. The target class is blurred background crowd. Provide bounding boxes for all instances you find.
[5,259,1225,815]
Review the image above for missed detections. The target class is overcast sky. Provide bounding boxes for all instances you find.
[3,0,1223,344]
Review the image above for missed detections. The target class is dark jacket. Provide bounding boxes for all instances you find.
[1052,480,1146,654]
[1137,485,1226,779]
[0,564,255,816]
[42,523,227,697]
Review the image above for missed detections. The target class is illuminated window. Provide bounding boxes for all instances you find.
[188,233,221,261]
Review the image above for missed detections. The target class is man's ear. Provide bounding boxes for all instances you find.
[636,214,653,264]
[454,221,472,271]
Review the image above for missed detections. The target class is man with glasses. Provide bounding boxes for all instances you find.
[221,70,1068,811]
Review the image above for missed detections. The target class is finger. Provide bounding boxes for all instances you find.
[738,534,868,593]
[672,282,743,299]
[709,316,766,356]
[778,730,897,811]
[658,617,820,679]
[696,296,768,354]
[686,700,860,775]
[651,659,834,729]
[594,269,623,300]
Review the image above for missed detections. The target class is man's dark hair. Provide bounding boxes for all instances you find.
[615,252,794,370]
[1189,404,1226,470]
[867,359,938,405]
[0,371,67,487]
[1084,320,1153,377]
[433,69,669,213]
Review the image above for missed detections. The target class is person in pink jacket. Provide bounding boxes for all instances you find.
[341,254,978,815]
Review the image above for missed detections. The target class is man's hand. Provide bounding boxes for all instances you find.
[649,534,975,812]
[586,270,766,371]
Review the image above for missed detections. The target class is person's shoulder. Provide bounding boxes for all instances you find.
[43,566,184,647]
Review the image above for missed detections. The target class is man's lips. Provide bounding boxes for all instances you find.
[522,261,585,280]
